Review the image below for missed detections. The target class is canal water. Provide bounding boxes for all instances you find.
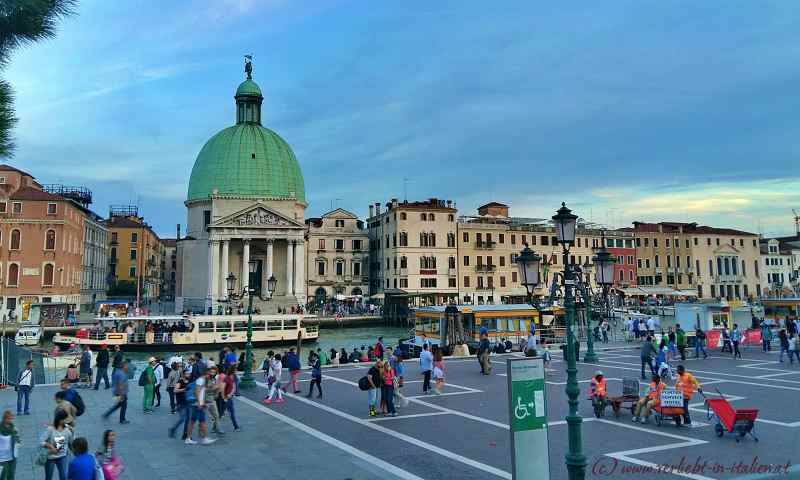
[45,325,411,368]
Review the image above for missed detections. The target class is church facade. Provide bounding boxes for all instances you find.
[176,62,307,313]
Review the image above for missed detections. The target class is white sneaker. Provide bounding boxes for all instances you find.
[200,437,217,445]
[631,416,639,423]
[184,438,197,445]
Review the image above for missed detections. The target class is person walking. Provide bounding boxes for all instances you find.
[111,346,123,376]
[15,360,34,416]
[731,324,742,359]
[165,362,181,414]
[93,345,110,391]
[793,334,800,363]
[366,360,382,417]
[675,325,687,361]
[306,352,322,399]
[184,369,216,445]
[478,335,492,375]
[433,348,446,395]
[204,365,223,435]
[639,336,657,379]
[778,329,790,362]
[168,370,191,439]
[66,437,96,480]
[382,361,397,417]
[141,358,156,413]
[39,409,73,480]
[667,327,677,359]
[760,321,772,352]
[78,345,92,389]
[264,354,284,405]
[286,348,301,394]
[152,358,164,408]
[675,365,702,426]
[96,430,123,480]
[419,344,433,394]
[102,361,130,425]
[0,411,20,479]
[222,366,240,432]
[694,326,708,359]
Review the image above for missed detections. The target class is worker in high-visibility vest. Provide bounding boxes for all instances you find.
[590,370,608,412]
[632,374,664,424]
[675,365,702,426]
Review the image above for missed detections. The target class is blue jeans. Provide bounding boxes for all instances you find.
[169,404,190,437]
[694,340,707,358]
[16,385,30,414]
[779,346,789,362]
[668,342,677,357]
[382,385,395,414]
[94,367,109,389]
[368,388,378,408]
[44,456,67,480]
[224,398,239,429]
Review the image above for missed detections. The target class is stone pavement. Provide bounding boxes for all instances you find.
[0,381,404,480]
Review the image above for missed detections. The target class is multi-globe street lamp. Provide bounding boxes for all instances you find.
[516,202,587,480]
[226,264,277,389]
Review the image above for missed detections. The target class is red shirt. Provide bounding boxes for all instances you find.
[383,367,395,386]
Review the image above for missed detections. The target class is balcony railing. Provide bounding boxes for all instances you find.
[476,240,496,249]
[475,264,496,272]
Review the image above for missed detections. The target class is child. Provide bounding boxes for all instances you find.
[541,339,552,370]
[433,349,445,395]
[66,364,79,383]
[262,351,274,392]
[264,354,284,405]
[67,437,96,480]
[656,339,674,381]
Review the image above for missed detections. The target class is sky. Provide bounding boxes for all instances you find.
[4,0,800,238]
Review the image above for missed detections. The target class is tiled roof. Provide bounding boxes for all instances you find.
[0,164,33,177]
[9,186,62,201]
[478,202,509,209]
[631,221,756,236]
[161,238,177,247]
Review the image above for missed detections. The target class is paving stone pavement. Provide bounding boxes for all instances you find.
[0,382,401,480]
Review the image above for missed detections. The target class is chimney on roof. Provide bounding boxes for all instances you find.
[176,224,181,240]
[375,202,381,215]
[446,200,452,208]
[391,198,398,208]
[369,205,374,218]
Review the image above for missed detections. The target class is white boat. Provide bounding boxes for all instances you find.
[52,314,319,351]
[15,324,43,346]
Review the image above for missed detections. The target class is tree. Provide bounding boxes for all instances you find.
[0,0,76,157]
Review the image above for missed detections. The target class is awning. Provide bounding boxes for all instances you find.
[370,293,385,300]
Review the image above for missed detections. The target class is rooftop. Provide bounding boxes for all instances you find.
[631,221,757,236]
[9,186,63,201]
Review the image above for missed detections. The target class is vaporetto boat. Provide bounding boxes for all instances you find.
[52,314,319,351]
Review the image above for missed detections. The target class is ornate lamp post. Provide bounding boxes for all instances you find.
[551,202,587,480]
[580,258,599,363]
[237,261,277,389]
[591,232,616,357]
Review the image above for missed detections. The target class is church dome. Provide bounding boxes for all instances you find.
[187,66,304,203]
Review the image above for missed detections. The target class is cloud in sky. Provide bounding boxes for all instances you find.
[4,0,800,237]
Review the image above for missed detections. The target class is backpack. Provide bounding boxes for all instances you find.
[138,370,148,387]
[185,381,197,404]
[71,391,85,417]
[358,376,370,391]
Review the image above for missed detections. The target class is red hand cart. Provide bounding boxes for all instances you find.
[704,389,759,442]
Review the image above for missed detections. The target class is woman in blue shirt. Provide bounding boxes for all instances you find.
[67,437,95,480]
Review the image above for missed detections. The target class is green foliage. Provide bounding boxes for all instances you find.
[108,280,137,296]
[0,0,77,157]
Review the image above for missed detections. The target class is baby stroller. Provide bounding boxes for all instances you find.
[657,361,675,382]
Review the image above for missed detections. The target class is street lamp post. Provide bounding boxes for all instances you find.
[552,202,587,480]
[228,263,277,390]
[579,259,598,363]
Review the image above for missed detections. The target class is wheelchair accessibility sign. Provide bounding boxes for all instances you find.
[507,357,549,479]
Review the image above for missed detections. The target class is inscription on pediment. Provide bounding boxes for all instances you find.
[235,210,290,226]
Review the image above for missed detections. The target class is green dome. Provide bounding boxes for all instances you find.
[187,123,305,202]
[236,79,262,97]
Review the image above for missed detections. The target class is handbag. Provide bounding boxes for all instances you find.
[35,447,49,466]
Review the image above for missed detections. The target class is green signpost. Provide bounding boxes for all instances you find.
[507,357,550,479]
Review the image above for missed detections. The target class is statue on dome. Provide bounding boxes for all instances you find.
[244,54,253,80]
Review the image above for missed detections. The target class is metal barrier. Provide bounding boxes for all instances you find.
[1,337,61,386]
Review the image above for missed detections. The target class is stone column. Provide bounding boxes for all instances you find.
[286,240,294,296]
[242,238,251,291]
[265,239,274,294]
[208,240,219,310]
[220,240,229,297]
[294,239,305,301]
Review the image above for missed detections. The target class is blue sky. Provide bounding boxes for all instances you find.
[5,0,800,237]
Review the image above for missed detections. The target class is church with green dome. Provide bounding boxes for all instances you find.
[178,59,308,313]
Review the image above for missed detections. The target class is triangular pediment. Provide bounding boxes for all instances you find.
[713,244,741,255]
[322,208,358,219]
[211,203,304,229]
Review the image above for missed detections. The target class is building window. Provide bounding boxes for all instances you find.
[709,259,714,276]
[500,276,506,287]
[353,239,362,251]
[448,256,456,269]
[8,263,19,286]
[500,256,506,267]
[421,213,427,221]
[130,249,137,260]
[353,263,361,276]
[129,266,136,277]
[318,239,325,250]
[399,232,408,246]
[317,262,325,276]
[499,234,505,244]
[463,232,469,243]
[0,202,5,213]
[655,256,660,267]
[447,232,455,248]
[695,259,700,275]
[10,229,20,250]
[400,256,407,269]
[637,259,642,268]
[511,234,516,245]
[421,278,437,288]
[644,238,649,247]
[512,271,517,283]
[429,213,435,221]
[131,232,138,243]
[110,247,117,260]
[463,255,470,266]
[11,202,21,214]
[43,263,55,286]
[47,203,57,215]
[666,239,670,248]
[398,278,407,288]
[448,214,454,222]
[741,260,746,277]
[335,239,344,250]
[400,212,407,220]
[45,230,56,250]
[627,255,634,265]
[540,235,549,246]
[336,262,344,276]
[335,219,345,228]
